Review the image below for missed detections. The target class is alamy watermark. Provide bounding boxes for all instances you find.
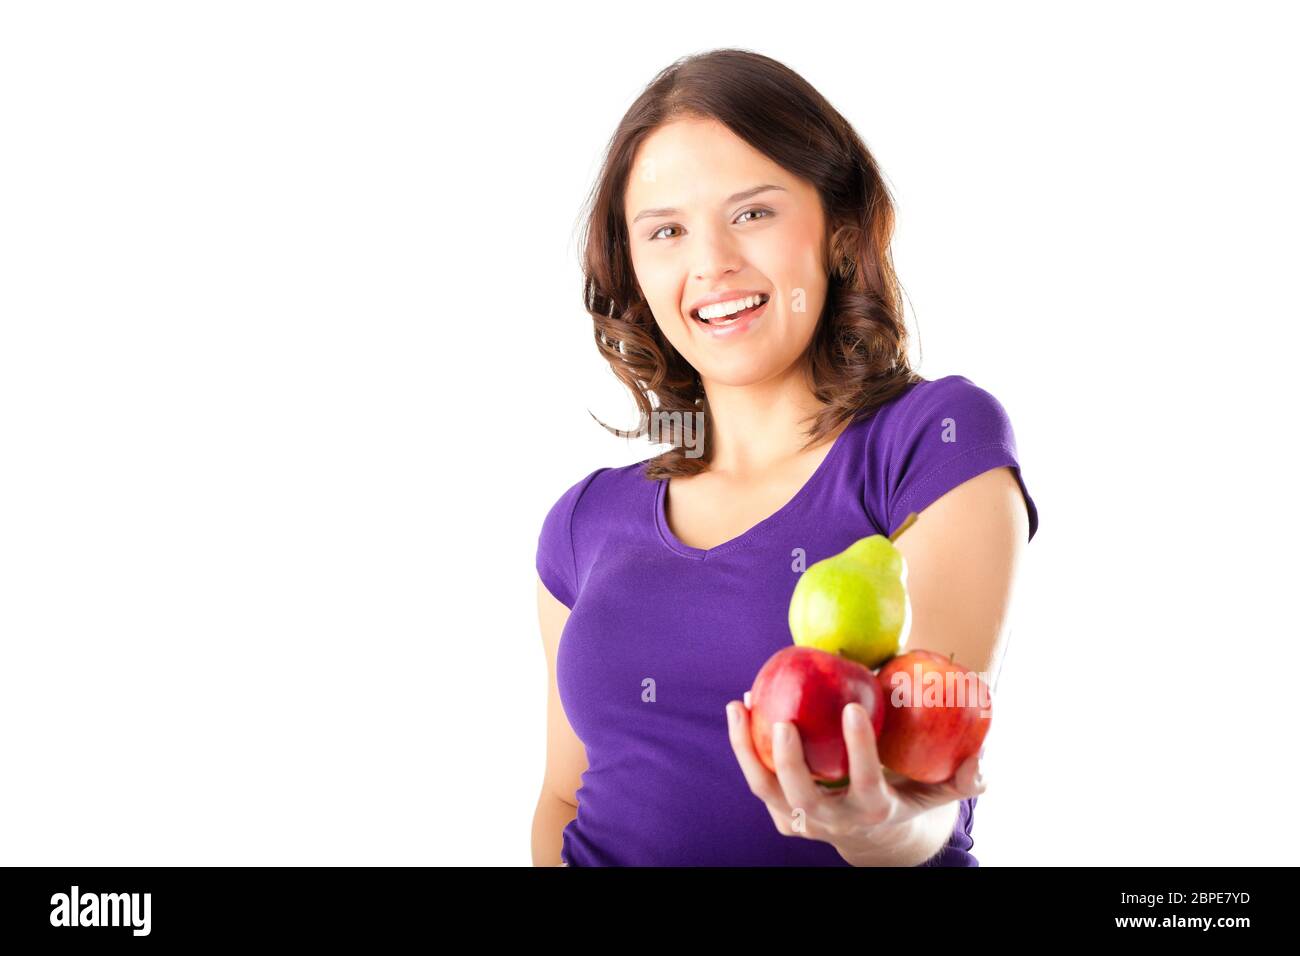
[648,409,705,458]
[883,664,994,718]
[50,885,151,936]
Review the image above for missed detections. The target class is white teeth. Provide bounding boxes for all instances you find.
[696,293,767,322]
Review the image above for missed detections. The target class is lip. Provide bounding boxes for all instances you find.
[691,294,769,339]
[686,289,770,319]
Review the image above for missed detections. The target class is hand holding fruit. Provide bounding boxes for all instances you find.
[727,514,994,863]
[725,690,986,866]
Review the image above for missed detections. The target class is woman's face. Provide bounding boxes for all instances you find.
[623,116,831,389]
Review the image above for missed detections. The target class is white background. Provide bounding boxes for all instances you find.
[2,1,1297,866]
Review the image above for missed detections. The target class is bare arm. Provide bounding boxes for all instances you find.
[530,576,589,866]
[891,465,1030,688]
[532,788,578,866]
[859,465,1030,865]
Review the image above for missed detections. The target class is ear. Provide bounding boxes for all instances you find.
[825,221,861,281]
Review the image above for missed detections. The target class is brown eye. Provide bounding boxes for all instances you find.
[650,225,681,241]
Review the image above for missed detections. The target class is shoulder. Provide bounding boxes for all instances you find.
[539,457,654,525]
[537,457,658,556]
[540,466,607,524]
[871,374,1020,446]
[859,373,1037,540]
[535,459,656,608]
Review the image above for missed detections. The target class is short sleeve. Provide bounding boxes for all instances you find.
[870,375,1039,542]
[536,468,604,609]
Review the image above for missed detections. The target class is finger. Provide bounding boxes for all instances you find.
[842,703,892,821]
[769,720,824,816]
[767,802,800,837]
[950,747,987,798]
[890,750,987,814]
[726,701,793,813]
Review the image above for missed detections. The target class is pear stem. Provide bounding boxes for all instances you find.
[890,512,919,543]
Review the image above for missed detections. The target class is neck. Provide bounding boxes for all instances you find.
[699,362,831,477]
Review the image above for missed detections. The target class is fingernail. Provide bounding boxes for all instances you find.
[845,704,862,729]
[726,704,736,726]
[775,722,789,742]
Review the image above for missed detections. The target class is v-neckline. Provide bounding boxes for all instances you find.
[653,416,860,560]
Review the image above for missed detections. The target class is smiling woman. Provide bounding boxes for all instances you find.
[532,48,1040,867]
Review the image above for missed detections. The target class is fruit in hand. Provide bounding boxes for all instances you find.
[787,513,918,669]
[748,645,885,786]
[875,649,992,784]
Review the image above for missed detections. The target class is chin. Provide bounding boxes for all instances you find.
[693,358,792,388]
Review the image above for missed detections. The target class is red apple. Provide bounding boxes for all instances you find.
[875,650,992,784]
[748,645,885,785]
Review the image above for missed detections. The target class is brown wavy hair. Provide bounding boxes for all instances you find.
[578,48,924,480]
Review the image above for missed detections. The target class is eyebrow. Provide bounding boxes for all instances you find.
[630,183,787,224]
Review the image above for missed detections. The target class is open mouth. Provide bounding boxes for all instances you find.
[691,292,770,326]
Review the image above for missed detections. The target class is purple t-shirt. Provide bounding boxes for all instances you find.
[536,374,1039,866]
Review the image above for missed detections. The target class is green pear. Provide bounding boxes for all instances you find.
[787,513,918,669]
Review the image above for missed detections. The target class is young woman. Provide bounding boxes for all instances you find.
[533,49,1038,866]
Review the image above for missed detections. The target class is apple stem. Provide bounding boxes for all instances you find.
[890,512,919,542]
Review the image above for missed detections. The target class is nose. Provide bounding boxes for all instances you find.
[692,221,744,282]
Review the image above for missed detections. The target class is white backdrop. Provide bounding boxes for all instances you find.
[2,0,1296,866]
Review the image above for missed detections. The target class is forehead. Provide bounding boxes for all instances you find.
[624,117,786,218]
